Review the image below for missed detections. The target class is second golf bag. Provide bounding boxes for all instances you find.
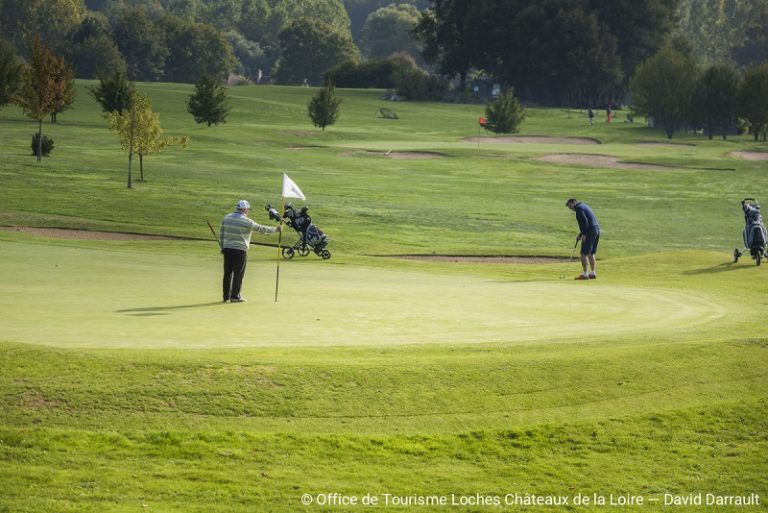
[266,203,331,260]
[733,198,767,266]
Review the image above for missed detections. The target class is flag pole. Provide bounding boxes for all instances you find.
[274,197,284,302]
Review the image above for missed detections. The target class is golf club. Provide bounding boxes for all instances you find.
[559,239,579,279]
[206,220,222,249]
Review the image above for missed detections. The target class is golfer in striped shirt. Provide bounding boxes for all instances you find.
[220,200,281,302]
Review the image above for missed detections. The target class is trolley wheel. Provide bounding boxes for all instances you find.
[282,247,295,260]
[298,246,310,257]
[733,248,741,263]
[321,250,331,260]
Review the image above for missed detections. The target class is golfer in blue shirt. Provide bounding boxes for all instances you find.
[566,198,600,280]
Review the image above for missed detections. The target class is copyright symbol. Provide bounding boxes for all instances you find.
[301,494,313,505]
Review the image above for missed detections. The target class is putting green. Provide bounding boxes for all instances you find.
[1,238,727,349]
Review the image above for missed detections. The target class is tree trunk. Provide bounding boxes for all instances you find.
[139,153,144,182]
[36,119,43,163]
[127,150,133,189]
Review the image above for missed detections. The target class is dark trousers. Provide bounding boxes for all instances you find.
[222,248,247,300]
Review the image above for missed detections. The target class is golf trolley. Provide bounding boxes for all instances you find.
[733,198,767,266]
[266,203,331,260]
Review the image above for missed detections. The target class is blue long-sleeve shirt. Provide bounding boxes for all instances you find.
[574,202,599,235]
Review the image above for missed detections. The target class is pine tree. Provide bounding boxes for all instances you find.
[307,81,341,130]
[187,75,230,126]
[88,71,135,115]
[483,87,525,134]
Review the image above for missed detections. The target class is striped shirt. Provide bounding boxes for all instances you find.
[220,211,277,251]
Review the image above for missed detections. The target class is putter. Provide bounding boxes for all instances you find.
[560,239,579,279]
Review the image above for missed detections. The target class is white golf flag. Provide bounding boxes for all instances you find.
[282,173,306,200]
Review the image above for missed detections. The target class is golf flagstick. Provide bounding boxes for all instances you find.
[274,198,284,302]
[274,173,307,302]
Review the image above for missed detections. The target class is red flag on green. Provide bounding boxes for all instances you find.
[479,116,487,126]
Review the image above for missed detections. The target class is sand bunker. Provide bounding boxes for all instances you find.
[342,150,446,159]
[2,226,177,241]
[388,255,568,264]
[729,151,768,161]
[536,154,671,170]
[637,141,695,148]
[465,135,600,145]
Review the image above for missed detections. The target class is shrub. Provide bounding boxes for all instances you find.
[396,69,448,101]
[325,53,418,89]
[31,133,54,156]
[483,87,525,134]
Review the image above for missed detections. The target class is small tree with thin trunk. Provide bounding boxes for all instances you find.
[187,75,230,126]
[133,101,188,182]
[13,36,59,162]
[107,91,150,188]
[307,81,340,130]
[108,91,188,185]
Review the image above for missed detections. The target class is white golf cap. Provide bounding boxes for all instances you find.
[236,200,250,210]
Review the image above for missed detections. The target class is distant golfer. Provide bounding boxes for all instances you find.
[220,200,281,302]
[566,198,600,280]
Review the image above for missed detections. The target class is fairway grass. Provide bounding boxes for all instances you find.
[1,83,767,512]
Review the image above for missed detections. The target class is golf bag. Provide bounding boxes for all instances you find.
[266,203,331,260]
[733,198,767,266]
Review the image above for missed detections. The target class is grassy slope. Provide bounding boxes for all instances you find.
[1,83,767,512]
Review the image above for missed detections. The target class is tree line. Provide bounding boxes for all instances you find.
[0,0,429,85]
[415,0,768,106]
[630,43,768,141]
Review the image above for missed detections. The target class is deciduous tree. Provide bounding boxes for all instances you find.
[0,39,21,112]
[161,15,236,83]
[629,44,699,139]
[692,63,740,140]
[13,37,62,162]
[737,63,768,142]
[359,3,423,62]
[112,7,168,81]
[276,17,359,85]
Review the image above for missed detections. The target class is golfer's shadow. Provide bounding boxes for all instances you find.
[683,261,756,275]
[115,302,223,316]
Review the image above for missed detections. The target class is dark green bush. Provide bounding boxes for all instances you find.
[396,69,448,101]
[31,133,54,157]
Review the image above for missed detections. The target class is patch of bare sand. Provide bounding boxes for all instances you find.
[536,154,671,170]
[388,255,568,264]
[637,141,695,147]
[465,135,600,145]
[1,226,178,240]
[729,151,768,161]
[341,150,446,159]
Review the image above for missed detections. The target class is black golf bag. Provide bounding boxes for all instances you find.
[266,203,331,260]
[733,198,767,266]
